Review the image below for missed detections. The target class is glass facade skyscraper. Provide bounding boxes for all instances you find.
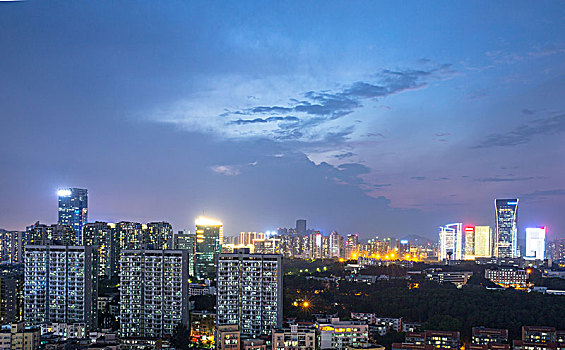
[439,223,463,261]
[195,217,222,281]
[57,188,88,244]
[495,198,519,258]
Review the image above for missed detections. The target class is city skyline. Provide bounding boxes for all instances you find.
[1,1,564,239]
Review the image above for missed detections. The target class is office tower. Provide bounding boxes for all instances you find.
[117,221,144,250]
[399,240,411,256]
[173,230,196,277]
[119,250,189,339]
[368,239,389,257]
[27,222,76,246]
[296,219,307,235]
[329,231,344,259]
[345,234,359,259]
[217,249,283,337]
[474,226,493,258]
[464,226,475,259]
[438,223,463,261]
[525,227,546,260]
[83,222,118,278]
[0,270,23,324]
[495,198,519,258]
[57,188,88,244]
[24,245,98,329]
[144,222,173,249]
[195,217,222,281]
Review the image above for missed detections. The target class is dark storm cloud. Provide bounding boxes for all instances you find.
[476,177,534,182]
[229,116,299,125]
[223,65,453,124]
[474,113,565,148]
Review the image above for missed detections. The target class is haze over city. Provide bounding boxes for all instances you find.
[1,1,564,239]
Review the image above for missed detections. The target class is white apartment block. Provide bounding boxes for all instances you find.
[24,246,97,329]
[119,250,189,339]
[217,249,283,337]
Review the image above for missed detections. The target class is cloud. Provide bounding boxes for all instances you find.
[411,176,426,180]
[519,189,565,200]
[333,152,356,160]
[211,165,240,176]
[474,113,565,148]
[475,176,534,182]
[229,116,299,125]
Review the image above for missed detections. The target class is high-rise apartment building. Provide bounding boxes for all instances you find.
[116,221,144,251]
[24,245,97,329]
[240,232,264,246]
[0,230,25,264]
[195,217,222,281]
[173,230,196,277]
[495,199,519,258]
[296,219,307,236]
[439,223,463,261]
[119,250,189,339]
[217,249,283,337]
[144,222,173,249]
[346,234,359,259]
[547,239,565,261]
[329,231,344,259]
[474,226,493,258]
[83,222,117,278]
[0,269,23,324]
[57,188,88,244]
[27,222,76,246]
[525,227,546,260]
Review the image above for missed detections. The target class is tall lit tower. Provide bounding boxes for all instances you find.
[296,219,307,235]
[195,217,223,281]
[57,188,88,244]
[494,198,519,258]
[474,226,493,258]
[438,223,463,261]
[525,227,546,260]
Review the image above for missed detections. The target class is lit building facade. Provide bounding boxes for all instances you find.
[316,318,369,350]
[57,188,88,244]
[474,226,493,258]
[0,270,23,324]
[439,223,463,261]
[23,246,97,329]
[272,324,316,350]
[484,268,528,288]
[464,226,475,259]
[83,221,117,278]
[525,227,546,260]
[27,222,76,246]
[117,221,144,250]
[173,230,196,277]
[346,234,359,259]
[329,231,345,259]
[0,230,25,264]
[119,250,189,339]
[195,217,223,281]
[495,199,519,258]
[217,249,283,337]
[144,222,173,249]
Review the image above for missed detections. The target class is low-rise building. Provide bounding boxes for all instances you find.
[272,324,316,350]
[243,338,267,350]
[316,318,369,350]
[472,327,508,344]
[485,268,528,288]
[0,323,41,350]
[217,324,240,350]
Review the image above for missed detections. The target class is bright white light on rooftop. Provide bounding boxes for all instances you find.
[195,216,222,226]
[58,189,72,197]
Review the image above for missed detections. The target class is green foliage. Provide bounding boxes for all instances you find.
[171,323,190,350]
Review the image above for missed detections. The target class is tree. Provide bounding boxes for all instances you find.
[171,323,190,350]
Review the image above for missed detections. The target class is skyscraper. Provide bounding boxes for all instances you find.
[464,226,475,259]
[144,222,173,249]
[117,221,144,250]
[119,249,189,339]
[329,231,344,259]
[474,226,493,258]
[24,245,98,329]
[216,249,283,337]
[194,217,222,281]
[525,227,546,260]
[295,219,307,235]
[83,222,117,278]
[57,188,88,244]
[495,199,519,258]
[173,230,196,277]
[27,222,76,246]
[439,223,463,261]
